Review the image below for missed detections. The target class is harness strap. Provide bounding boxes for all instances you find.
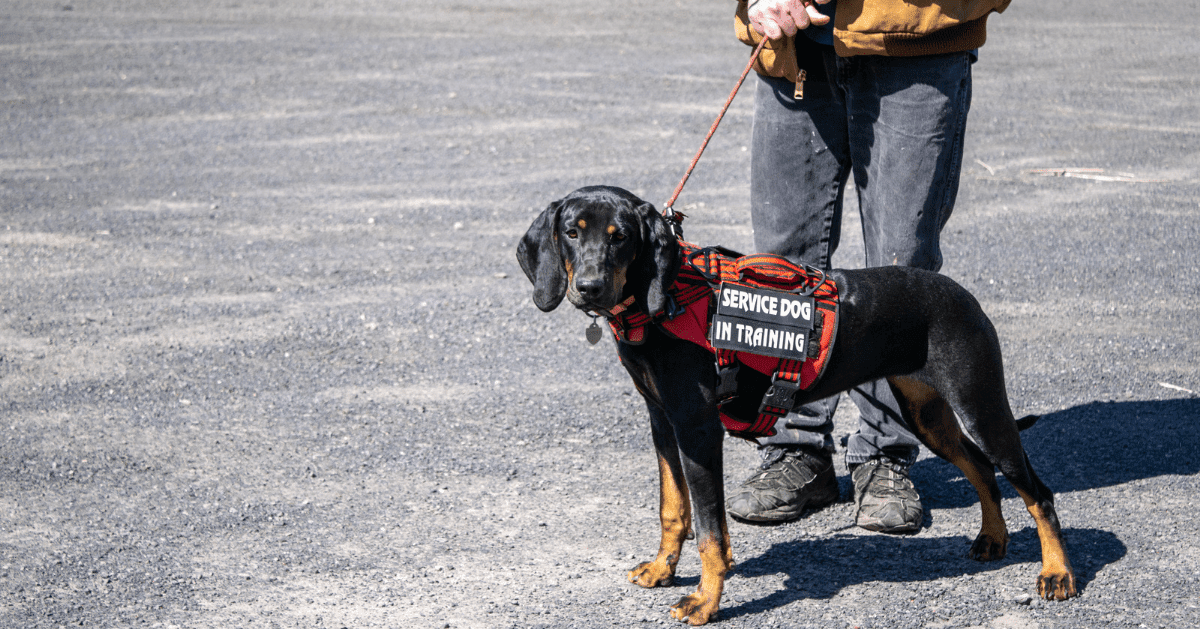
[715,349,740,402]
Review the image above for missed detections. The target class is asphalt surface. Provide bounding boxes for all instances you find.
[2,1,1199,628]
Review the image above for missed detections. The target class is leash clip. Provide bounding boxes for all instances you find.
[661,206,686,240]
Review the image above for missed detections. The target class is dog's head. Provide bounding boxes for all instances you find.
[517,186,680,316]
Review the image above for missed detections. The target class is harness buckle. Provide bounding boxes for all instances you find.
[664,293,685,319]
[758,374,801,417]
[715,364,740,402]
[687,247,724,284]
[794,265,826,297]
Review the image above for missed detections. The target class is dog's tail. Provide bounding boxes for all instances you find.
[1016,415,1040,431]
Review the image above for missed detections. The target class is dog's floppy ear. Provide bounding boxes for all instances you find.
[633,202,681,318]
[517,200,567,312]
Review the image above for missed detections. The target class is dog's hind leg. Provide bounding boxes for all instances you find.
[628,405,691,588]
[888,376,1011,560]
[1012,454,1076,600]
[914,350,1077,601]
[949,394,1076,600]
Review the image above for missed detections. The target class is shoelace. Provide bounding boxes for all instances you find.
[759,446,788,469]
[860,460,915,496]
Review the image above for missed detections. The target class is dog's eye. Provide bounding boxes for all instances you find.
[611,232,626,242]
[565,229,578,239]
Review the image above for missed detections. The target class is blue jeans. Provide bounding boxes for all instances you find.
[749,48,973,466]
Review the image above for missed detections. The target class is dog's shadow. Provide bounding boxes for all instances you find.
[911,397,1200,508]
[705,398,1198,618]
[714,526,1123,619]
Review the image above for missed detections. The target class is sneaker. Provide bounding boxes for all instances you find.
[851,457,923,533]
[726,446,839,523]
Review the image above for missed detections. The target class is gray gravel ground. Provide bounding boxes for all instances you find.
[2,1,1199,628]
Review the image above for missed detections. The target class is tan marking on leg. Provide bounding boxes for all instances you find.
[669,535,729,626]
[1020,496,1077,600]
[888,376,939,408]
[628,452,690,588]
[889,376,1075,597]
[889,376,1009,560]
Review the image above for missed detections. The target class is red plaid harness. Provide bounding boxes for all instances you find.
[606,241,839,439]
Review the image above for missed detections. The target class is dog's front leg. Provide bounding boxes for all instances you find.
[667,413,730,626]
[619,337,730,625]
[628,405,691,588]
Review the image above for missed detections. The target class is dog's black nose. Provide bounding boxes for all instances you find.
[575,278,605,300]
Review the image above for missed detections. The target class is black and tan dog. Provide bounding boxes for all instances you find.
[517,185,1076,625]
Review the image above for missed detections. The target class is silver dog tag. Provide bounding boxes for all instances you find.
[585,320,603,345]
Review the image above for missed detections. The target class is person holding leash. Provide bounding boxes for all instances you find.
[726,0,1011,532]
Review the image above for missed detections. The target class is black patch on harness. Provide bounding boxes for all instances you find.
[710,282,814,361]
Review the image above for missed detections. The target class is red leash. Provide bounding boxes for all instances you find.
[663,35,769,232]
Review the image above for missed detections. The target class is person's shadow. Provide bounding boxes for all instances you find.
[715,397,1199,618]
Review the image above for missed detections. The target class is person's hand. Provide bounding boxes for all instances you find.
[748,0,831,40]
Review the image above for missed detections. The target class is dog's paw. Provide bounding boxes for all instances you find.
[627,561,675,588]
[1037,568,1077,601]
[968,531,1009,561]
[670,591,718,626]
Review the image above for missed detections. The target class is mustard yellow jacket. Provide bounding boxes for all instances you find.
[735,0,1011,80]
